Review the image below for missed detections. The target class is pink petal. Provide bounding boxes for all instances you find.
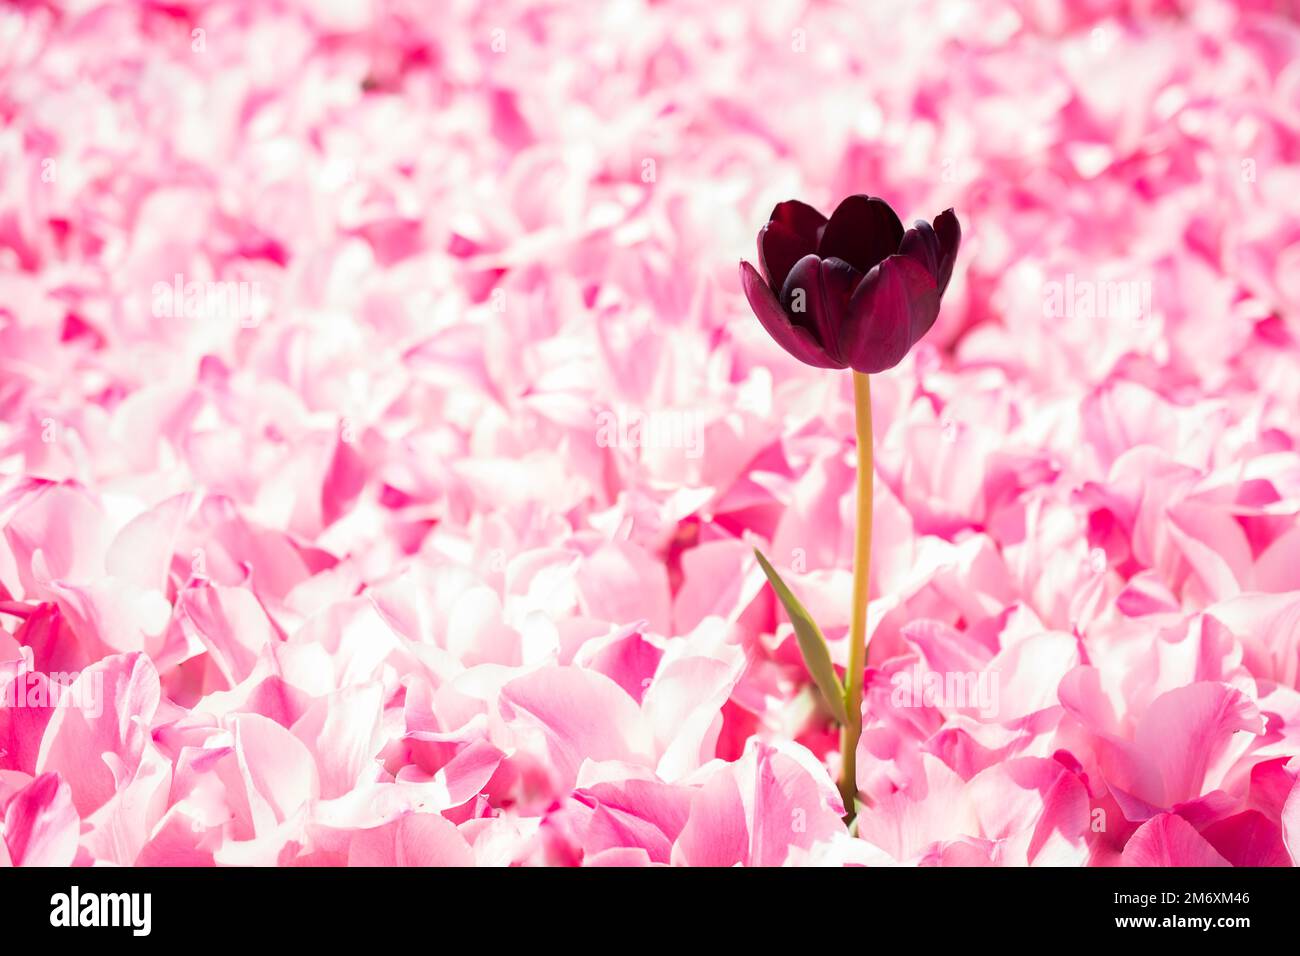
[501,667,653,788]
[2,773,78,866]
[348,813,474,867]
[1121,813,1231,867]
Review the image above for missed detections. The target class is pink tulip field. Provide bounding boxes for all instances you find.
[2,0,1300,870]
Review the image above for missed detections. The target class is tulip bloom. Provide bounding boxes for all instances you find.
[743,194,960,818]
[740,195,960,373]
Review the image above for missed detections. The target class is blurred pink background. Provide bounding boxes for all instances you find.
[1,0,1300,866]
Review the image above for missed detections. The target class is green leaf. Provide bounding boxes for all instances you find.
[753,548,848,725]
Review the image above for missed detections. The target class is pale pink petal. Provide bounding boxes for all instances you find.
[35,653,160,816]
[671,767,748,868]
[501,667,653,788]
[347,814,474,867]
[1121,813,1231,867]
[2,772,78,866]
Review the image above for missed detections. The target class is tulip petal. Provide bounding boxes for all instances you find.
[779,254,860,363]
[769,199,827,245]
[347,813,475,867]
[899,219,940,280]
[816,194,903,274]
[933,208,961,296]
[758,221,815,290]
[839,254,939,373]
[739,261,842,369]
[2,773,78,866]
[1121,813,1231,867]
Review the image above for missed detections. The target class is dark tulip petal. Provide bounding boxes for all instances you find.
[932,208,961,297]
[838,255,939,374]
[816,195,904,274]
[776,255,863,365]
[779,254,840,362]
[758,220,817,290]
[739,261,843,369]
[899,219,940,280]
[819,256,863,329]
[769,199,828,246]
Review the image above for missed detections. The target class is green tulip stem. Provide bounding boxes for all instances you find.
[839,371,873,820]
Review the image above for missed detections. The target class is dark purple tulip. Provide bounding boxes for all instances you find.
[740,195,961,373]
